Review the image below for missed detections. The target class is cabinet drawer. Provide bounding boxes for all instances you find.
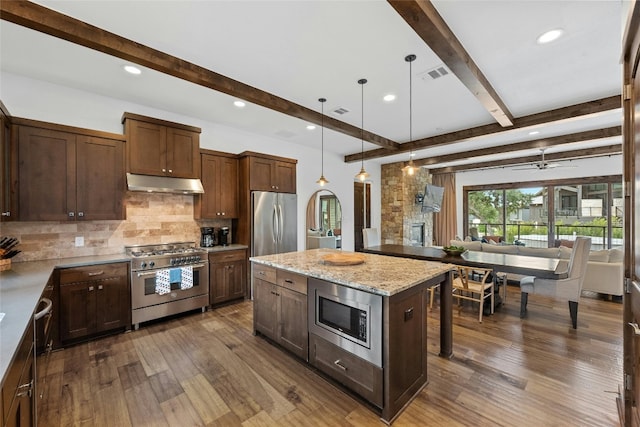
[276,270,307,294]
[2,320,34,422]
[59,262,128,284]
[309,333,383,408]
[253,263,276,284]
[209,250,246,263]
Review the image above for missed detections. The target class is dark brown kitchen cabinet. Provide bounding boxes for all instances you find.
[2,318,34,427]
[122,112,201,179]
[196,151,238,219]
[209,249,247,305]
[241,153,296,193]
[58,262,130,344]
[0,102,16,221]
[252,264,308,360]
[16,120,125,221]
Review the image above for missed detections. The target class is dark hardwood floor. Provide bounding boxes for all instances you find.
[36,285,622,426]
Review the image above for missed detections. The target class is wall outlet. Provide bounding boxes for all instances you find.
[75,236,84,247]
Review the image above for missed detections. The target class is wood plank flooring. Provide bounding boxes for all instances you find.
[36,286,622,426]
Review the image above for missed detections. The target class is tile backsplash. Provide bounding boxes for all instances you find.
[0,192,232,262]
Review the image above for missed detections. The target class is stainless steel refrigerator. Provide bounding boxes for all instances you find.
[251,191,297,257]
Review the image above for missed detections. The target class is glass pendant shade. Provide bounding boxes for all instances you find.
[316,97,329,186]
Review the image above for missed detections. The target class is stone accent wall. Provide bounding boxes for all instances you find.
[1,192,232,262]
[380,163,433,246]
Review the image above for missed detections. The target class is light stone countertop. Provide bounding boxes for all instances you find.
[200,244,248,253]
[0,254,130,387]
[250,248,454,296]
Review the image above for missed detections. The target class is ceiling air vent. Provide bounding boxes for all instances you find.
[332,107,350,115]
[419,65,450,81]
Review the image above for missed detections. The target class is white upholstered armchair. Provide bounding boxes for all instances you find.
[519,236,592,329]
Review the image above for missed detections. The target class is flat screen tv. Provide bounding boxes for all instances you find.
[422,184,444,213]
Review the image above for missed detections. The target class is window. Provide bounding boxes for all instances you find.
[463,176,622,249]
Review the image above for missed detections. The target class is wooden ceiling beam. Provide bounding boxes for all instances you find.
[0,1,399,150]
[388,0,514,127]
[344,96,621,162]
[405,126,620,167]
[429,144,622,174]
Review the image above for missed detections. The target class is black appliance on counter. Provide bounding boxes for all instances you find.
[200,227,216,247]
[219,227,229,246]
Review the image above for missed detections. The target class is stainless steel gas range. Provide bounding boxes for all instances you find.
[126,242,209,329]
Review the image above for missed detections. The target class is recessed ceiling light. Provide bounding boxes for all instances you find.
[306,125,316,130]
[529,130,540,136]
[383,94,396,102]
[537,28,564,44]
[123,65,141,75]
[234,100,246,108]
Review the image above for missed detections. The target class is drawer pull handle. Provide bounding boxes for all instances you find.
[16,380,33,398]
[284,279,293,284]
[88,286,94,291]
[98,285,103,290]
[88,271,104,277]
[334,360,347,371]
[404,307,414,321]
[629,322,640,336]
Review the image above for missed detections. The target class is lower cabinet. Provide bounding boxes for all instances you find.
[2,319,34,427]
[58,262,130,344]
[209,249,247,305]
[253,265,308,361]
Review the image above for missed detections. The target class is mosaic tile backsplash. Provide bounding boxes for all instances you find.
[0,192,232,262]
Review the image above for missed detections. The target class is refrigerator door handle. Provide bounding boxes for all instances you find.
[272,204,279,243]
[277,204,284,244]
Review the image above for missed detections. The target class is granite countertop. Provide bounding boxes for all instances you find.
[250,248,453,296]
[200,244,248,253]
[0,253,130,387]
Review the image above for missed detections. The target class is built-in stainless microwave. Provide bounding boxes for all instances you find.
[308,277,382,367]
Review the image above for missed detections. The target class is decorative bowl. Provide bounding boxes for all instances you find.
[442,247,466,256]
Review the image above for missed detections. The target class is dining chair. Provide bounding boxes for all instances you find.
[519,236,592,329]
[452,265,494,322]
[362,228,380,248]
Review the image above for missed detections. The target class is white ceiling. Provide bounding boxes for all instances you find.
[0,0,626,169]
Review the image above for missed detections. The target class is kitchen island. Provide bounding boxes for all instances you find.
[250,248,453,424]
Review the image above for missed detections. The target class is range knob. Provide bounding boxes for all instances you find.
[170,258,176,266]
[140,262,147,269]
[149,261,155,268]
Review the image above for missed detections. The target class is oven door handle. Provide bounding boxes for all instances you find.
[135,263,207,277]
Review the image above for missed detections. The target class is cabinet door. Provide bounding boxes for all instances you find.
[199,154,220,218]
[253,279,277,340]
[76,136,125,220]
[274,160,296,193]
[59,282,96,342]
[248,157,275,191]
[218,156,238,217]
[96,277,130,333]
[0,111,15,221]
[166,127,199,178]
[127,120,166,176]
[18,127,76,221]
[4,355,34,427]
[209,261,229,305]
[277,287,308,360]
[227,259,246,300]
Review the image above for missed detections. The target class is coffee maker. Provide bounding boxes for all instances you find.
[218,227,229,246]
[200,227,216,247]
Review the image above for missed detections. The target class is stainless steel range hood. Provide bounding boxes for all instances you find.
[126,173,204,194]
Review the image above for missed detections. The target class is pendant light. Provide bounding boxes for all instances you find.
[355,78,370,182]
[402,54,417,176]
[316,98,329,186]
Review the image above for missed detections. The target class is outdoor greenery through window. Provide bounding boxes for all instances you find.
[464,176,622,250]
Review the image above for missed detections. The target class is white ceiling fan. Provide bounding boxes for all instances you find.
[513,148,574,171]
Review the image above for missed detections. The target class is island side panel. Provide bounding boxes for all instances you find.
[440,270,453,358]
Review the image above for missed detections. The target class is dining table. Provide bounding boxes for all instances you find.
[361,244,566,280]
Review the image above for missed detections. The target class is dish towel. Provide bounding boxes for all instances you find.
[180,266,193,290]
[155,269,171,295]
[169,267,182,284]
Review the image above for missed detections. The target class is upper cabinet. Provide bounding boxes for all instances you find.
[241,152,297,193]
[122,112,201,179]
[196,150,238,219]
[16,119,125,221]
[0,102,16,221]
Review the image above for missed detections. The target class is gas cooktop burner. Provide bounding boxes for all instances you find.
[126,242,207,271]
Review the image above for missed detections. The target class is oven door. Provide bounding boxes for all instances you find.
[131,262,209,309]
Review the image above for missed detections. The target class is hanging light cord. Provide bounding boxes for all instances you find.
[361,80,365,168]
[409,56,413,150]
[321,100,325,174]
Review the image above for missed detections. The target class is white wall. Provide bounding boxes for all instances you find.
[1,72,382,251]
[452,155,623,237]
